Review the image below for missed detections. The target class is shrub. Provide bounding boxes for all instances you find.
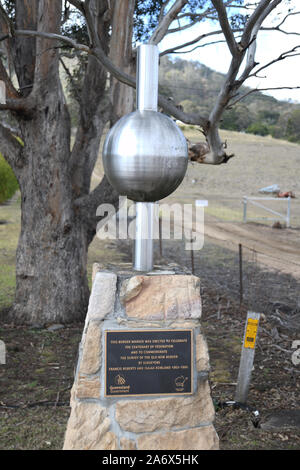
[245,121,270,136]
[0,152,19,204]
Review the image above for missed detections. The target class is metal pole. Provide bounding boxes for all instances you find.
[134,44,159,272]
[159,215,163,258]
[134,202,155,271]
[136,44,159,112]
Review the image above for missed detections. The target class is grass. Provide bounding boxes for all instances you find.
[0,197,20,311]
[0,153,19,205]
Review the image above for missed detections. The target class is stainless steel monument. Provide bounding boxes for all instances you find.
[103,44,188,271]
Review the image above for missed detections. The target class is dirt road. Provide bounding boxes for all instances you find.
[203,217,300,279]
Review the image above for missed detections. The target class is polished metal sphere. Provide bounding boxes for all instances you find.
[102,110,188,202]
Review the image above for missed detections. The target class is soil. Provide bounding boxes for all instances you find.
[2,228,299,450]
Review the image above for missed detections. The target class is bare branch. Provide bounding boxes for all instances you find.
[247,45,300,79]
[241,0,282,48]
[165,39,228,55]
[211,0,238,56]
[228,86,300,107]
[14,29,90,53]
[0,97,34,114]
[160,28,243,57]
[0,58,20,99]
[271,10,300,30]
[149,0,189,45]
[237,0,283,86]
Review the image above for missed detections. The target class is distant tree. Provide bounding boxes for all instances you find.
[246,121,270,136]
[258,110,280,125]
[285,109,300,142]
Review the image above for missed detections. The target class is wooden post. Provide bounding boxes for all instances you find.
[239,244,243,308]
[235,312,260,404]
[243,197,247,223]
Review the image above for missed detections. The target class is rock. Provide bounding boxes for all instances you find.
[120,276,144,304]
[76,374,101,400]
[196,334,210,372]
[47,324,64,332]
[115,381,214,433]
[63,402,117,450]
[79,321,102,375]
[124,275,201,321]
[137,425,219,450]
[87,272,117,320]
[120,437,137,450]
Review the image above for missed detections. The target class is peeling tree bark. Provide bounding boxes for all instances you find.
[10,0,90,324]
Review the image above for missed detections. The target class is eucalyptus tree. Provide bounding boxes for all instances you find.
[0,0,298,324]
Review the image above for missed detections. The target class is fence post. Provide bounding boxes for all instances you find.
[287,196,291,228]
[239,244,243,308]
[0,81,5,104]
[243,197,247,224]
[235,312,260,404]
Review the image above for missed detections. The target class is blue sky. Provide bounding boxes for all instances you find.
[159,1,300,104]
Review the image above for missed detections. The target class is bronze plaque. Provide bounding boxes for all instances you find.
[105,329,193,397]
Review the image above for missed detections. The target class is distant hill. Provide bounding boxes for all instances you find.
[159,56,300,143]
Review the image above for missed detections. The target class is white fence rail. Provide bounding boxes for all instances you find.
[243,196,291,227]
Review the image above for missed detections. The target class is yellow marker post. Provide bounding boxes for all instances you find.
[235,312,260,404]
[244,318,259,349]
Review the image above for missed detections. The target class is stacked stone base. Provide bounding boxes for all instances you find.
[63,264,219,451]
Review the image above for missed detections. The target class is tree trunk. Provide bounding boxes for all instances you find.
[109,0,136,124]
[8,0,89,325]
[2,0,134,325]
[11,78,89,326]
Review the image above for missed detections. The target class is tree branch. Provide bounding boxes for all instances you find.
[211,0,238,56]
[149,0,189,45]
[160,28,243,57]
[228,85,300,107]
[0,58,20,99]
[241,0,275,48]
[74,175,120,245]
[14,30,90,53]
[0,97,34,114]
[247,45,300,79]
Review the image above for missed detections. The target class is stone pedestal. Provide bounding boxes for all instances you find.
[63,264,219,450]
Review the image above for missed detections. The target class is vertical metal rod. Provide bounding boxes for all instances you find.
[190,231,195,275]
[134,44,159,271]
[159,215,163,258]
[134,202,154,272]
[136,44,159,112]
[287,196,291,228]
[239,243,243,308]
